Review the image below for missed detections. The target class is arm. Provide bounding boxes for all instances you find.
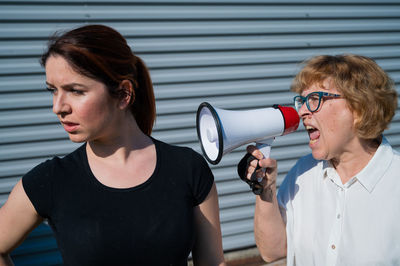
[246,145,287,262]
[0,180,44,266]
[0,256,13,266]
[192,182,226,266]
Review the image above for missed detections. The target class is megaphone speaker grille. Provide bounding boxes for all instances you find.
[196,102,223,164]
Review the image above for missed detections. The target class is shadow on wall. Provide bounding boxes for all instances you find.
[11,223,63,266]
[11,223,287,266]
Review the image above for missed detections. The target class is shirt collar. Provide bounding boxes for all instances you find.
[355,136,393,192]
[322,136,394,192]
[322,161,356,189]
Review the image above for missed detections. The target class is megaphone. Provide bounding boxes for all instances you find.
[196,102,300,165]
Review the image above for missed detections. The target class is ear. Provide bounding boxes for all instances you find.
[118,80,135,110]
[351,108,361,130]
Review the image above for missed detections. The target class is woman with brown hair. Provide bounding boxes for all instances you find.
[0,24,225,266]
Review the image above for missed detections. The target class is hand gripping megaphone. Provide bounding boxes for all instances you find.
[196,102,300,165]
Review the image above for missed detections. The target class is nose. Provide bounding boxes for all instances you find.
[52,91,71,115]
[297,101,311,118]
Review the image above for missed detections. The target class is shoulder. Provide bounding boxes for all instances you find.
[22,144,85,184]
[278,154,322,204]
[22,157,59,184]
[287,153,321,181]
[153,137,195,154]
[59,143,86,166]
[152,138,214,205]
[379,136,400,169]
[153,138,207,167]
[380,137,400,175]
[387,140,400,158]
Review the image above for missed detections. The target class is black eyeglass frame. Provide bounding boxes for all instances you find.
[293,91,341,113]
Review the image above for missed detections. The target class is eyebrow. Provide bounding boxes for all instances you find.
[45,81,88,89]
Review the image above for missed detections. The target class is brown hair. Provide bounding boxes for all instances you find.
[41,24,156,135]
[291,54,398,140]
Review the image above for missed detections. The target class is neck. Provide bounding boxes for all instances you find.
[87,114,153,162]
[331,137,380,184]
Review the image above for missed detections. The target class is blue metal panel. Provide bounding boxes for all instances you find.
[2,4,400,20]
[11,224,62,266]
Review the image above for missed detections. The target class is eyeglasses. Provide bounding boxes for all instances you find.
[293,91,341,112]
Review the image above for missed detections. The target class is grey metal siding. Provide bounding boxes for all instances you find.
[1,0,399,263]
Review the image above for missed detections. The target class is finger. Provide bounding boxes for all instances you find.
[249,168,264,182]
[246,165,256,175]
[258,157,277,169]
[245,154,260,180]
[246,145,264,160]
[248,158,259,168]
[246,168,255,180]
[246,165,261,180]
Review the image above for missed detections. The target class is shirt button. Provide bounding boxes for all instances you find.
[331,244,336,250]
[337,214,341,219]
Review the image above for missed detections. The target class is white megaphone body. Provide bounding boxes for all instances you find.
[196,102,300,165]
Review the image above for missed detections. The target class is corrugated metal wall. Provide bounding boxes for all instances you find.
[1,0,399,264]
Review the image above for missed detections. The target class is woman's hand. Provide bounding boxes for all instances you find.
[243,145,286,262]
[243,145,278,201]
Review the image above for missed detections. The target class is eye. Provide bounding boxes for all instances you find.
[308,93,320,102]
[296,97,304,104]
[46,87,56,94]
[70,88,85,95]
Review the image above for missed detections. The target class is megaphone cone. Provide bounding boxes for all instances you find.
[196,102,300,165]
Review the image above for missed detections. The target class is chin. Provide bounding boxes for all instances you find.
[311,150,328,161]
[68,134,88,143]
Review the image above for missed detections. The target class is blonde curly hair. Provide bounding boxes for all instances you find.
[291,54,398,140]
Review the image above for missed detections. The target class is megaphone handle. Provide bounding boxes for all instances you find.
[255,139,274,182]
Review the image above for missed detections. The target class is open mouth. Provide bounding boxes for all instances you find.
[306,125,320,144]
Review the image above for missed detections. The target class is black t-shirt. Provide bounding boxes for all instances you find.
[22,138,214,266]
